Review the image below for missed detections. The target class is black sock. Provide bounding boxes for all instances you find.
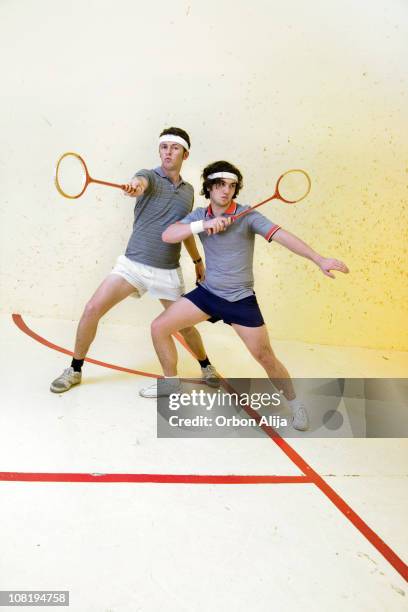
[71,358,84,372]
[198,357,211,368]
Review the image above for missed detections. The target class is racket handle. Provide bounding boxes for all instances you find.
[91,178,126,190]
[231,211,246,221]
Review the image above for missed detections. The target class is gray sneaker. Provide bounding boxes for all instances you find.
[201,364,221,388]
[292,403,309,431]
[50,367,82,393]
[139,377,181,398]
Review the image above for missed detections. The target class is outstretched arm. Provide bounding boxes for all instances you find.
[122,176,149,197]
[273,229,349,278]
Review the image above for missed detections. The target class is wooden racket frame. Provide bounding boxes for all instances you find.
[232,169,311,221]
[55,152,125,199]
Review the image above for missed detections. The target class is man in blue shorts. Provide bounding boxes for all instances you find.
[146,160,349,430]
[50,128,219,396]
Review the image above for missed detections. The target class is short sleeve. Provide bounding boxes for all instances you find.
[179,207,206,224]
[247,210,281,242]
[131,169,155,194]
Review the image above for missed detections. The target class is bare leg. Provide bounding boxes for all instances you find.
[160,298,207,360]
[152,298,209,376]
[231,323,296,401]
[74,275,137,359]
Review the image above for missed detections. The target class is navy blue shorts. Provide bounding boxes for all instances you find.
[184,284,265,327]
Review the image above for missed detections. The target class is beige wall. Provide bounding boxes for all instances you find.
[1,0,407,349]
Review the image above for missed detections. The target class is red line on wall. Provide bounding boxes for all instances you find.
[12,313,159,379]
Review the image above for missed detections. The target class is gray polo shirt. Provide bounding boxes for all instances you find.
[180,201,281,301]
[125,166,194,269]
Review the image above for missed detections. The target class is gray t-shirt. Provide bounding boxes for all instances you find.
[180,202,281,301]
[125,166,194,269]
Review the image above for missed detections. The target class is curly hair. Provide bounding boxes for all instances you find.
[159,127,191,150]
[200,161,243,199]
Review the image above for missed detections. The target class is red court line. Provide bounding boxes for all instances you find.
[11,314,408,582]
[235,402,408,581]
[0,472,310,484]
[131,322,408,582]
[12,313,159,379]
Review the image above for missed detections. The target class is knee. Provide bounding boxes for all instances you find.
[83,300,103,320]
[151,316,169,338]
[253,346,275,367]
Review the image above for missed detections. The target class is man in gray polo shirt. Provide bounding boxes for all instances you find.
[148,160,349,430]
[50,128,219,395]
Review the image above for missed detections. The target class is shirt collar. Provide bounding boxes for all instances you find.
[154,166,185,186]
[206,201,237,217]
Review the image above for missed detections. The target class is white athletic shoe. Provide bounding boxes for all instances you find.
[50,367,82,393]
[201,364,221,388]
[139,377,181,398]
[291,402,309,431]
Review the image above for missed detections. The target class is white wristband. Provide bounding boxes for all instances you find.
[190,220,204,234]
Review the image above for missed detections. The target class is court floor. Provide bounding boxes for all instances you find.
[0,313,407,611]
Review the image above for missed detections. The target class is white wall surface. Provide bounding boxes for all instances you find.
[1,0,407,349]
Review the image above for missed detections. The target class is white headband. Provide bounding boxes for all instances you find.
[207,172,238,181]
[159,135,190,150]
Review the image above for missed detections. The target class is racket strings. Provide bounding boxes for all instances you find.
[55,153,88,199]
[277,170,310,203]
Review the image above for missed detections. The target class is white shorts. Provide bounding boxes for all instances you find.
[111,255,185,301]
